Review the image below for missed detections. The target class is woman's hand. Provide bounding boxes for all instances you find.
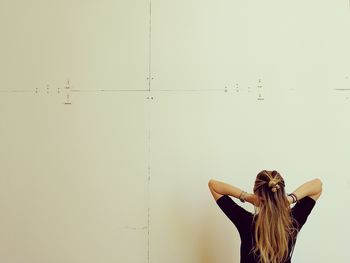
[287,195,294,205]
[245,193,294,206]
[245,193,260,207]
[247,194,293,206]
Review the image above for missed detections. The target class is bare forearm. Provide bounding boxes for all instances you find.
[208,179,244,199]
[208,179,257,205]
[291,178,323,200]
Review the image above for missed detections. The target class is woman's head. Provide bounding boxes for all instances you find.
[253,170,287,205]
[251,170,298,263]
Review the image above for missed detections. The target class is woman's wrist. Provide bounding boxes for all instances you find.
[245,193,259,206]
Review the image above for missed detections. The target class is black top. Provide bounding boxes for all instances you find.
[216,195,316,263]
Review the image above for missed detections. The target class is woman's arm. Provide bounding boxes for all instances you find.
[290,178,323,201]
[208,179,258,206]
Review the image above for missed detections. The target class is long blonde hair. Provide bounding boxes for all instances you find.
[251,170,299,263]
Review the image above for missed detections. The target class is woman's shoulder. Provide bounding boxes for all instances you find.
[290,196,317,230]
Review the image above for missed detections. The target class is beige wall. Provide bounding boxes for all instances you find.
[0,1,349,262]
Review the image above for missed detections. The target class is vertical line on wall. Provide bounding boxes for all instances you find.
[147,3,152,263]
[148,0,152,91]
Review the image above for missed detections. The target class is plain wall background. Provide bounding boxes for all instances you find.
[0,0,349,262]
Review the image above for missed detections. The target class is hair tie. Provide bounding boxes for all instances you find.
[269,182,280,192]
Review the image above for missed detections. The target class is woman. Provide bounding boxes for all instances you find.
[208,170,322,263]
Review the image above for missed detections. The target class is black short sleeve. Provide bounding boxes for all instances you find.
[291,196,316,231]
[216,195,253,237]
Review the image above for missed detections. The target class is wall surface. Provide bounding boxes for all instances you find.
[0,1,349,262]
